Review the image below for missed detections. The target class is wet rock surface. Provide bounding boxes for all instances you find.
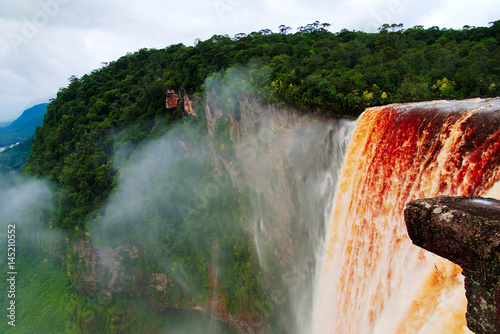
[405,196,500,333]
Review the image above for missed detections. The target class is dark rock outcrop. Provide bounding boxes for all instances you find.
[404,196,500,333]
[70,240,170,301]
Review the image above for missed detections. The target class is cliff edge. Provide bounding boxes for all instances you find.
[404,196,500,333]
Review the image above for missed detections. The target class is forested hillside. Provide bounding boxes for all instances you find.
[27,21,500,229]
[18,21,500,332]
[0,139,33,172]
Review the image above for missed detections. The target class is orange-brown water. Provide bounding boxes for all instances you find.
[313,99,500,334]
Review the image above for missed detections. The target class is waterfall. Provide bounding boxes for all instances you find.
[313,98,500,334]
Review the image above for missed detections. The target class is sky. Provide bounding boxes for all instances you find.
[0,0,499,122]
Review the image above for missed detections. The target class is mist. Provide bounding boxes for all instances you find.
[0,174,75,332]
[0,174,65,255]
[80,67,356,333]
[0,175,52,224]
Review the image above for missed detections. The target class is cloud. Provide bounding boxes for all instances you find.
[1,0,500,122]
[418,0,499,29]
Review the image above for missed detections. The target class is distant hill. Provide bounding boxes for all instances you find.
[0,103,47,147]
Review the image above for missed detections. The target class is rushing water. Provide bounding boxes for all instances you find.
[313,98,500,334]
[0,142,19,153]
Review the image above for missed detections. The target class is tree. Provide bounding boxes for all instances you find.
[390,23,404,32]
[279,25,291,34]
[233,33,247,40]
[321,22,331,30]
[432,77,456,98]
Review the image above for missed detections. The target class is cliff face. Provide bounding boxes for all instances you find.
[67,92,351,334]
[207,94,352,268]
[405,196,500,333]
[70,239,257,333]
[205,92,354,333]
[70,240,171,307]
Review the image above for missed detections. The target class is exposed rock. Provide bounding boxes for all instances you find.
[205,93,224,137]
[204,92,353,332]
[70,239,256,333]
[184,94,197,116]
[404,196,500,334]
[71,239,98,296]
[71,239,169,299]
[164,86,180,109]
[150,273,168,291]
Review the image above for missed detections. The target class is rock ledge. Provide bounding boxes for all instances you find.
[404,196,500,334]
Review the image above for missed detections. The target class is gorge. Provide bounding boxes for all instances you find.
[69,95,500,333]
[3,22,500,331]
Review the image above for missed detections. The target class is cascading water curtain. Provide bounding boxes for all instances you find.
[314,98,500,334]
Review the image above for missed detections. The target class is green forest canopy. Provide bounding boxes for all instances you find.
[27,20,500,230]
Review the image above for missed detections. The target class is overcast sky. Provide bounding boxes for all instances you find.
[0,0,498,122]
